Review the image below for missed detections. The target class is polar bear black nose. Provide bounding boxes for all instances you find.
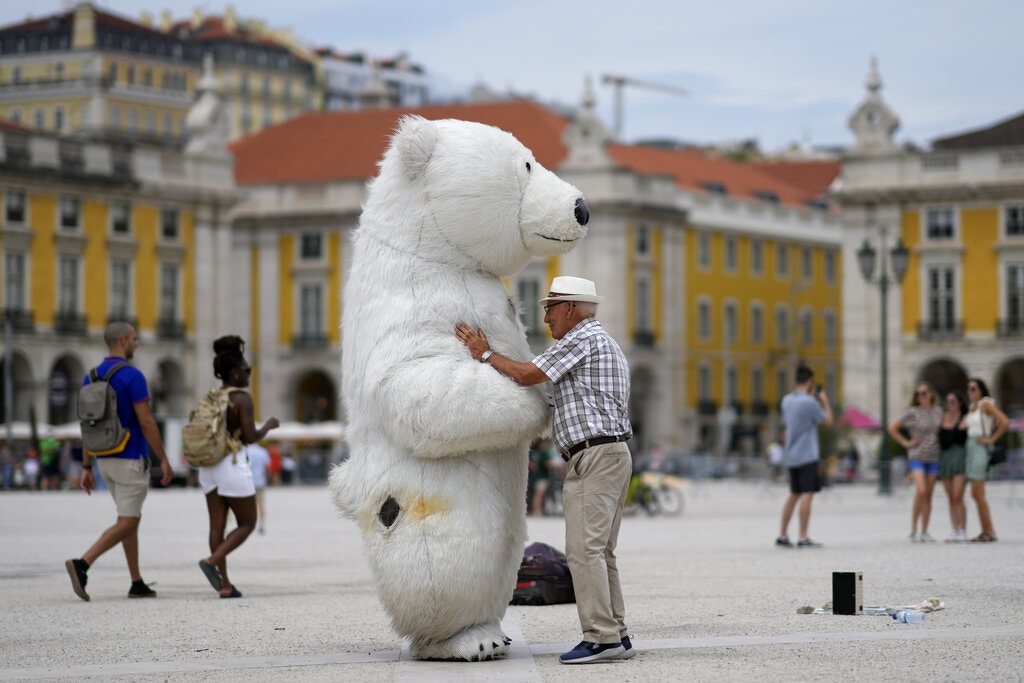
[574,198,589,226]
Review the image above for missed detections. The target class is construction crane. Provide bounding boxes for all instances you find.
[601,74,689,140]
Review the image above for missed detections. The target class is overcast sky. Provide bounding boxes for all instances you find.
[4,1,1021,151]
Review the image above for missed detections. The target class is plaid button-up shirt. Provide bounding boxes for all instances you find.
[532,317,632,455]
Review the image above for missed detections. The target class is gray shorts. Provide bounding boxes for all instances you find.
[96,457,149,517]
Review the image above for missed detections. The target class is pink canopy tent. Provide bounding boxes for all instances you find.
[1010,415,1024,432]
[837,404,883,430]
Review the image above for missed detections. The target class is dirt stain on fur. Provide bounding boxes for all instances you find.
[406,494,449,520]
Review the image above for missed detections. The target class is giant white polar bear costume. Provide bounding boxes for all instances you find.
[329,116,589,660]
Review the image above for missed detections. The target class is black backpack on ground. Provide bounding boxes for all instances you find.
[510,541,575,606]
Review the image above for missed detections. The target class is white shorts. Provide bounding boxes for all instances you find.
[199,449,255,498]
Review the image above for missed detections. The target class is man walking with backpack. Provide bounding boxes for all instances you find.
[66,322,173,601]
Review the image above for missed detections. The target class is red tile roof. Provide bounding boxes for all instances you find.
[231,100,825,210]
[610,144,819,206]
[231,101,570,185]
[749,159,841,198]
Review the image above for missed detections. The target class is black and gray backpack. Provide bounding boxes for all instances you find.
[78,363,130,455]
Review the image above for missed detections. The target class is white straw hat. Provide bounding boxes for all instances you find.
[538,276,604,304]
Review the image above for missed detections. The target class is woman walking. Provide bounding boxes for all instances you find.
[888,382,943,542]
[938,390,969,542]
[962,378,1008,543]
[197,336,279,597]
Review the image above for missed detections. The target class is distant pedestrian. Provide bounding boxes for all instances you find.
[777,366,833,548]
[888,382,943,542]
[963,378,1008,543]
[22,451,39,490]
[65,321,174,601]
[248,441,271,534]
[939,390,969,542]
[196,335,279,599]
[0,441,13,490]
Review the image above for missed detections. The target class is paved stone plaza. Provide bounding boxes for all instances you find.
[3,478,1024,681]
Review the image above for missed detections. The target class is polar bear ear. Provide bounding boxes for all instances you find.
[395,115,439,182]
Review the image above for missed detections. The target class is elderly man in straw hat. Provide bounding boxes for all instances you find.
[456,275,634,664]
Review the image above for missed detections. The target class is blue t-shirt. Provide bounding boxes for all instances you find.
[781,390,826,468]
[82,356,151,460]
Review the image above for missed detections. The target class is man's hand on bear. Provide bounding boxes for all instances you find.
[455,323,490,361]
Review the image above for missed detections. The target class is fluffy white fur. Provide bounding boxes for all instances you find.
[329,116,587,661]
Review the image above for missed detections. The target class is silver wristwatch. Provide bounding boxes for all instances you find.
[480,350,494,363]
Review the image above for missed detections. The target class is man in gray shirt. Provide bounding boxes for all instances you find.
[777,365,833,548]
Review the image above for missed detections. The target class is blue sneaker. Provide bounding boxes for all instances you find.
[616,635,637,659]
[559,640,625,664]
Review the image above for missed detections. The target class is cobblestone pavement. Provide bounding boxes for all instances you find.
[3,478,1024,681]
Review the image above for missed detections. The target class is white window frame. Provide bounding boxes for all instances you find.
[697,232,711,270]
[160,207,179,241]
[751,366,764,403]
[635,273,652,332]
[801,246,812,281]
[3,250,28,309]
[750,302,763,345]
[297,280,326,337]
[920,261,959,331]
[823,310,836,350]
[799,307,813,348]
[110,202,131,235]
[109,259,133,319]
[159,262,180,321]
[750,239,763,275]
[776,241,788,278]
[299,231,324,262]
[725,365,737,404]
[723,300,737,345]
[775,304,789,346]
[922,206,958,242]
[4,189,26,225]
[59,196,80,231]
[724,236,737,273]
[57,255,81,314]
[635,224,650,256]
[697,298,711,341]
[1002,203,1024,239]
[698,363,712,401]
[824,249,836,284]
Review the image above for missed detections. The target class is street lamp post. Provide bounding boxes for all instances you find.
[856,226,909,494]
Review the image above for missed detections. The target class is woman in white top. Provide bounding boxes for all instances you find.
[961,377,1008,543]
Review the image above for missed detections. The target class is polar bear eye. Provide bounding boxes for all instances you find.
[525,162,531,173]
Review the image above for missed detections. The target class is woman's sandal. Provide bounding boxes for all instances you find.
[198,559,222,591]
[220,586,242,598]
[971,533,998,543]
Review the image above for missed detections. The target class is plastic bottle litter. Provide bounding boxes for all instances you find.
[891,610,926,624]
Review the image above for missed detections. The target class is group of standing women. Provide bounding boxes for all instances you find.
[888,377,1009,543]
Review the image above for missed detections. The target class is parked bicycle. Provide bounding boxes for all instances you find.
[623,470,687,516]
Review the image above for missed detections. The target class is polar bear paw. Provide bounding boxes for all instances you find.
[409,622,512,661]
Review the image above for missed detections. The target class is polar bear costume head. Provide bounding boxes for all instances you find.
[361,115,589,276]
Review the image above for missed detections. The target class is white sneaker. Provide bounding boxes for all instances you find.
[908,531,918,542]
[919,532,936,543]
[945,531,961,543]
[958,529,969,542]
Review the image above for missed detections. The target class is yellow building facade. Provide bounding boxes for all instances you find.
[835,60,1024,433]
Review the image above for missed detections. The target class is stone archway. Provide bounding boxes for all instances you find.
[153,358,188,418]
[995,357,1024,417]
[48,355,85,425]
[918,358,968,398]
[295,370,337,422]
[0,351,35,422]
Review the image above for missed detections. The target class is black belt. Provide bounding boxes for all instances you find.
[561,435,629,461]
